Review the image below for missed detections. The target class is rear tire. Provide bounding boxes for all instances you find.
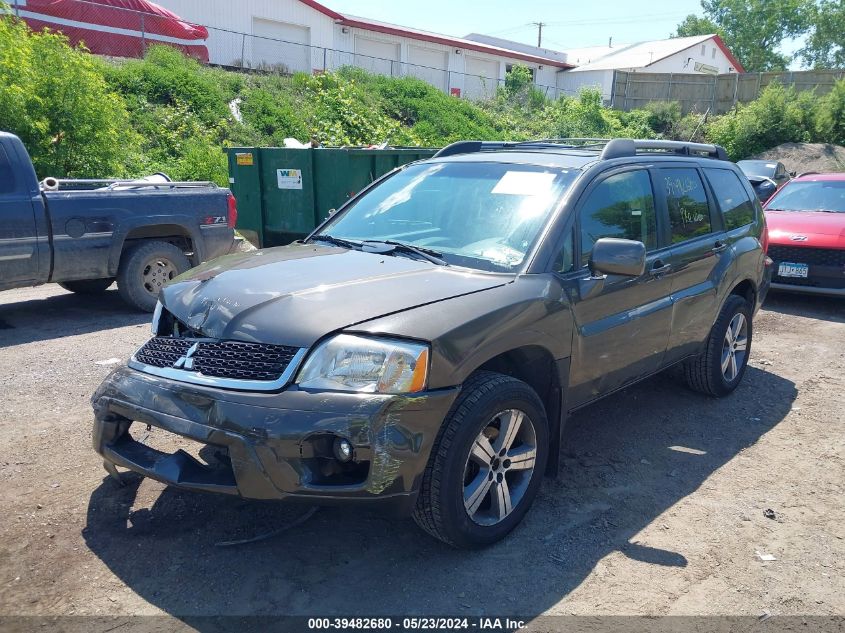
[412,371,548,548]
[58,278,114,294]
[684,295,752,397]
[117,240,191,312]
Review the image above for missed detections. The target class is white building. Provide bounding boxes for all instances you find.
[557,35,745,102]
[152,0,573,99]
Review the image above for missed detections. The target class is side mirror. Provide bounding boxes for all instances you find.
[788,171,796,178]
[589,238,646,277]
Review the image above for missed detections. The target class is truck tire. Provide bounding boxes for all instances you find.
[117,240,191,312]
[58,278,114,294]
[412,371,548,548]
[683,295,752,397]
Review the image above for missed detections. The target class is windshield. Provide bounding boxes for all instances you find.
[737,161,777,179]
[767,180,845,213]
[314,162,577,272]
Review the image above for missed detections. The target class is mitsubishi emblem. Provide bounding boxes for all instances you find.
[173,342,199,370]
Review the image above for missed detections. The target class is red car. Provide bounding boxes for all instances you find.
[764,173,845,297]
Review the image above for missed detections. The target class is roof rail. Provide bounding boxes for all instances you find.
[433,138,730,161]
[600,139,729,161]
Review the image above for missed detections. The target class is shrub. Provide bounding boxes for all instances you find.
[815,79,845,146]
[705,83,817,160]
[0,12,135,177]
[105,45,232,126]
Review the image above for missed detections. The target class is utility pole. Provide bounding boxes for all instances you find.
[531,22,546,48]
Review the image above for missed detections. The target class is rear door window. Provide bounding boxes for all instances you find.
[0,145,16,194]
[661,168,711,243]
[578,170,657,267]
[704,168,756,230]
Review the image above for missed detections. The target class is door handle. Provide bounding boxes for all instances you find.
[712,240,728,254]
[649,261,672,276]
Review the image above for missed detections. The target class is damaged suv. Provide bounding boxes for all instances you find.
[92,139,770,548]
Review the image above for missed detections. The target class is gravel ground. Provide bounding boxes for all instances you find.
[0,284,843,623]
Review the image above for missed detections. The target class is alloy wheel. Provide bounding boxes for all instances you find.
[462,409,537,526]
[721,313,748,382]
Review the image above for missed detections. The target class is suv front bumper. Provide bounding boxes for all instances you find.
[91,366,460,515]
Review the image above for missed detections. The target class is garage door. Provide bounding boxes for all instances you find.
[464,56,500,99]
[355,36,399,76]
[408,46,448,91]
[252,18,310,73]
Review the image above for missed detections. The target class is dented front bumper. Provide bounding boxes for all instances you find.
[91,366,459,515]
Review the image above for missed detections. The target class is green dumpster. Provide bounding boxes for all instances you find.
[226,146,438,247]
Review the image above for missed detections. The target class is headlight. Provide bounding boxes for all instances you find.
[296,334,429,394]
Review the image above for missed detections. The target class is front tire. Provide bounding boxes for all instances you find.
[684,294,752,397]
[412,371,548,548]
[58,278,114,294]
[117,241,191,312]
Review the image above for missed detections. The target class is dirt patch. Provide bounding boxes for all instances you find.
[0,285,843,622]
[752,142,845,175]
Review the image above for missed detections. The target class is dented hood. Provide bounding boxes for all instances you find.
[160,243,512,347]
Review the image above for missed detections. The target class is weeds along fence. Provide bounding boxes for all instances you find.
[611,69,845,114]
[7,0,573,101]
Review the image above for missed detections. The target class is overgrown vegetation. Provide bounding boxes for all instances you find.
[2,14,845,183]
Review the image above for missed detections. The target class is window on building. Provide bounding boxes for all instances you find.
[505,64,536,80]
[579,170,657,266]
[701,44,706,55]
[704,168,756,230]
[662,168,712,243]
[712,47,716,59]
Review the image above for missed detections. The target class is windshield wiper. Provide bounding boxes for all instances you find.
[363,240,448,266]
[310,234,362,249]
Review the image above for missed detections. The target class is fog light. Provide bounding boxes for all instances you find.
[333,438,353,462]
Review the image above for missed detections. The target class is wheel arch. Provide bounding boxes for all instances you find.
[109,223,202,276]
[473,345,569,477]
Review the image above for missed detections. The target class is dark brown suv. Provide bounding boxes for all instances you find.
[92,139,772,548]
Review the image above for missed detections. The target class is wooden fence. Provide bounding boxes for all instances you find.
[610,69,845,114]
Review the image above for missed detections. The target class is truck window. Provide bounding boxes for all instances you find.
[662,168,711,243]
[704,168,756,230]
[0,145,15,194]
[578,170,657,267]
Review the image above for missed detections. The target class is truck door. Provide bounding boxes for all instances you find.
[0,143,41,287]
[566,168,674,408]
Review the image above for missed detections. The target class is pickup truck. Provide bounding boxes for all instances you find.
[0,131,235,311]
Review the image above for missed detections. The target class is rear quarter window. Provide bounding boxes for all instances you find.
[704,168,756,230]
[0,145,16,194]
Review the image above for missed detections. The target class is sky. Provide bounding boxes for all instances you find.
[327,0,704,50]
[326,0,804,65]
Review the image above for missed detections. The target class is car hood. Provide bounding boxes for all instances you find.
[159,243,513,348]
[765,210,845,248]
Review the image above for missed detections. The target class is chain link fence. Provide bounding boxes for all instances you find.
[10,0,567,101]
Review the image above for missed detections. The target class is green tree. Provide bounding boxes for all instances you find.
[672,15,723,38]
[799,0,845,68]
[673,0,810,72]
[0,10,135,177]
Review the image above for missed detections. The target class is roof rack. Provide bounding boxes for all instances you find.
[432,138,729,161]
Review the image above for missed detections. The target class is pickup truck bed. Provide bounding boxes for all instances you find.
[1,132,235,311]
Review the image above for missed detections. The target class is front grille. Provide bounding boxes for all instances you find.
[135,337,299,382]
[768,245,845,267]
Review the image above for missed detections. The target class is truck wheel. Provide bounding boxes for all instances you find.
[117,241,190,312]
[412,371,548,548]
[58,278,114,294]
[684,295,752,397]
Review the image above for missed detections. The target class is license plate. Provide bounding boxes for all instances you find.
[778,262,809,278]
